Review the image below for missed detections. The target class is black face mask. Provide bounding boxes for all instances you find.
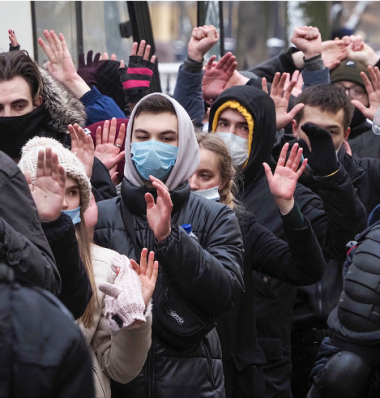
[350,106,366,129]
[0,104,48,159]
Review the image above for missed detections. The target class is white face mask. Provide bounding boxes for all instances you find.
[216,132,249,167]
[192,185,220,201]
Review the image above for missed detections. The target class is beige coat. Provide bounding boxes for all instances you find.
[78,244,152,398]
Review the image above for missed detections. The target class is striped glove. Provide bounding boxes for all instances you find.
[118,55,155,104]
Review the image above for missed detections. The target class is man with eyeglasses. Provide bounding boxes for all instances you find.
[330,60,379,159]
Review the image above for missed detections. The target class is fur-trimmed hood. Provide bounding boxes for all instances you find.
[39,67,87,135]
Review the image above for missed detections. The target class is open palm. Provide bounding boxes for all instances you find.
[130,248,158,307]
[202,52,237,104]
[24,147,66,223]
[145,176,173,242]
[263,143,307,213]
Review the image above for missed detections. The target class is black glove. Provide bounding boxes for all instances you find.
[298,123,339,177]
[77,50,106,88]
[118,55,155,104]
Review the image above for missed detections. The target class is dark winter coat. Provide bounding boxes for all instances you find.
[271,135,367,333]
[348,114,380,159]
[217,203,325,398]
[0,264,94,398]
[0,151,60,294]
[339,145,380,215]
[42,213,92,320]
[94,178,244,398]
[209,85,360,398]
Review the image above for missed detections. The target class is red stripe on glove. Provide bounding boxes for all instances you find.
[122,80,151,89]
[127,67,154,76]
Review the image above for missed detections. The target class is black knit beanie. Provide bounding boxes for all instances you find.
[330,59,370,88]
[96,60,127,113]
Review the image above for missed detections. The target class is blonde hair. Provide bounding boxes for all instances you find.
[196,132,238,210]
[76,204,98,328]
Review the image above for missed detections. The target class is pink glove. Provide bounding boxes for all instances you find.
[99,254,147,335]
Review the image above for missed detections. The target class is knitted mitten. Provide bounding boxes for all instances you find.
[99,254,147,335]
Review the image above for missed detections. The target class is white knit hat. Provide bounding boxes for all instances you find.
[18,137,91,211]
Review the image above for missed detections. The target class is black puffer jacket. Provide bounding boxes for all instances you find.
[94,178,244,398]
[0,151,60,294]
[0,265,94,398]
[210,85,360,398]
[348,117,380,159]
[338,144,380,216]
[217,204,325,398]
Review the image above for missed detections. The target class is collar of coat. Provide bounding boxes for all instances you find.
[121,178,190,217]
[38,67,87,135]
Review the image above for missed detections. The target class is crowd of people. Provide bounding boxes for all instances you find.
[1,21,380,398]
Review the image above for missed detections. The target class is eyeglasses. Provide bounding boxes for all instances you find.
[334,83,366,100]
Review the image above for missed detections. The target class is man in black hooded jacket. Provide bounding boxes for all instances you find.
[209,85,363,398]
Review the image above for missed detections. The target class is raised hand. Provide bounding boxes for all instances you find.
[288,70,304,98]
[321,39,347,70]
[94,118,126,173]
[100,52,117,61]
[38,30,90,98]
[145,176,173,242]
[188,25,219,62]
[77,50,104,88]
[24,147,66,223]
[291,26,322,59]
[119,40,156,107]
[351,66,380,121]
[8,29,20,49]
[202,52,237,105]
[270,72,305,129]
[299,123,339,177]
[130,248,159,307]
[68,123,94,178]
[263,143,307,214]
[344,35,380,66]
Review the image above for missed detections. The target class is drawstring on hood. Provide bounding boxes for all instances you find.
[124,93,200,191]
[209,85,277,187]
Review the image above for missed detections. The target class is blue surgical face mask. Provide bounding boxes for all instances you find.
[62,206,81,225]
[192,186,220,201]
[131,140,178,181]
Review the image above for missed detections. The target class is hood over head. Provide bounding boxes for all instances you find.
[39,67,87,136]
[209,85,276,186]
[124,93,200,191]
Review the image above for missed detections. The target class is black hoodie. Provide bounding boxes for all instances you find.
[210,86,360,398]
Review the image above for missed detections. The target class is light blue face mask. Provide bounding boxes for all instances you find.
[192,186,220,201]
[131,140,178,181]
[62,206,81,225]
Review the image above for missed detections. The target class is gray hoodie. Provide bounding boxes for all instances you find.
[124,93,200,191]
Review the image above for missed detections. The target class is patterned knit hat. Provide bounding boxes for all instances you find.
[18,137,91,211]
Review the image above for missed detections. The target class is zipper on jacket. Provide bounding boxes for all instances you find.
[147,333,155,398]
[203,336,216,390]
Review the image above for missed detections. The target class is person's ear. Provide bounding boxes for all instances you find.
[33,95,43,108]
[292,119,299,140]
[344,127,351,141]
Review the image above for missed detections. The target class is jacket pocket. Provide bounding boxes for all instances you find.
[231,345,267,372]
[257,338,283,361]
